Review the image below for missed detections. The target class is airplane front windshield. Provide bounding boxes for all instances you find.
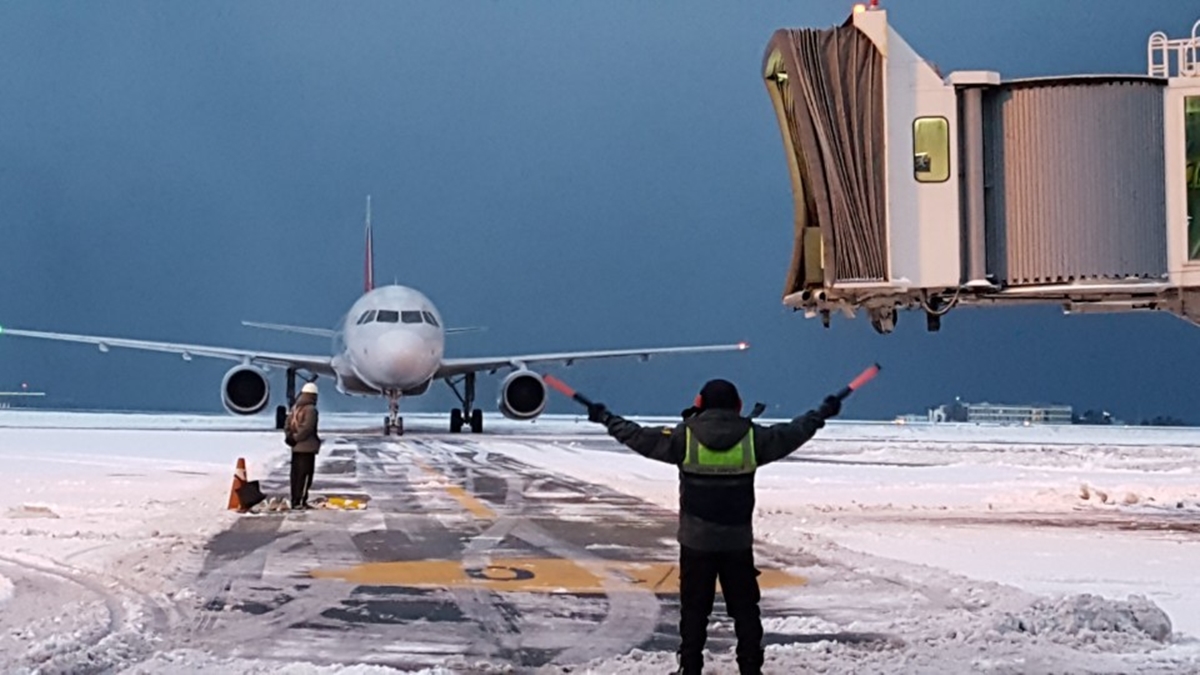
[376,310,400,323]
[422,312,439,327]
[401,311,422,324]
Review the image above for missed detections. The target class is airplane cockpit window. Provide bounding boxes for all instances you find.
[401,311,423,324]
[376,310,400,323]
[422,312,440,327]
[356,310,374,325]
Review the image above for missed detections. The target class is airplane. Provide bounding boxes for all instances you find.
[0,198,749,434]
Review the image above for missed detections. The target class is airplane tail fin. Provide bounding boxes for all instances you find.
[364,195,375,294]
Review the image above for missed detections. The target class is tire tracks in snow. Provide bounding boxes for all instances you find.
[0,551,173,674]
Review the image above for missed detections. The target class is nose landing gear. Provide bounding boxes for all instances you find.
[384,391,404,436]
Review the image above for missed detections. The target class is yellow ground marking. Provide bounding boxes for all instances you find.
[412,458,496,520]
[311,558,806,595]
[443,485,496,520]
[314,496,367,510]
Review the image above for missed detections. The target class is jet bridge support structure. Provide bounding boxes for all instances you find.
[762,8,1200,333]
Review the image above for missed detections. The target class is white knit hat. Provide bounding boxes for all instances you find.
[301,382,319,395]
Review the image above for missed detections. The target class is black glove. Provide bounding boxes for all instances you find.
[587,402,612,424]
[680,406,701,420]
[816,395,841,420]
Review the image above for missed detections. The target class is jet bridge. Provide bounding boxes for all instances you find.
[762,6,1200,333]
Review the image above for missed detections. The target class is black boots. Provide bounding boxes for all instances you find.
[673,646,763,674]
[673,650,702,675]
[737,648,765,675]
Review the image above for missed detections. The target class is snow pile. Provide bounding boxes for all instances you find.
[0,573,12,605]
[1076,482,1200,511]
[762,615,843,634]
[548,648,677,675]
[996,593,1173,645]
[5,504,60,519]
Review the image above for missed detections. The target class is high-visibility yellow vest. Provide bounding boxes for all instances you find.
[681,427,756,475]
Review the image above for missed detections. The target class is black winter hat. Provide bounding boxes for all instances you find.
[697,379,741,411]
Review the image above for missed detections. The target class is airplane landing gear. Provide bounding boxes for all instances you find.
[384,391,404,435]
[446,373,482,433]
[276,367,299,430]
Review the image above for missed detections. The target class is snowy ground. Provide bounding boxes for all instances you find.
[492,419,1200,674]
[0,410,1198,674]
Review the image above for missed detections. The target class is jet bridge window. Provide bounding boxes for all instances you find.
[401,311,423,324]
[913,116,950,183]
[376,310,400,323]
[1187,96,1200,260]
[422,311,439,327]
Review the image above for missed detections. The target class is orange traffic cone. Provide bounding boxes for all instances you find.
[228,457,248,511]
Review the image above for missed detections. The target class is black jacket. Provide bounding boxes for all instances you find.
[604,407,824,551]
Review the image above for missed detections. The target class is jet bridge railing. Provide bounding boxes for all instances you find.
[1148,19,1200,79]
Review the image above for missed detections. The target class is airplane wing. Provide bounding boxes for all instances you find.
[0,327,336,376]
[241,321,338,339]
[435,342,749,379]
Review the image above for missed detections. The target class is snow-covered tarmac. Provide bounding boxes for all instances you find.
[1,411,1198,674]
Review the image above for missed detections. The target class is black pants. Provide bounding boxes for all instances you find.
[289,452,315,507]
[678,545,763,674]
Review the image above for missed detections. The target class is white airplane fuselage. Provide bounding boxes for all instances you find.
[331,285,445,396]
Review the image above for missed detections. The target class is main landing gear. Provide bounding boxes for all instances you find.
[384,390,404,436]
[446,373,483,434]
[275,367,298,430]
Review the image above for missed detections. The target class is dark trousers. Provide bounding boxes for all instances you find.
[678,545,764,674]
[289,452,315,507]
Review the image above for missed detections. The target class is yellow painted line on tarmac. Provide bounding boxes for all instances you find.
[311,558,806,595]
[412,458,496,520]
[445,485,496,520]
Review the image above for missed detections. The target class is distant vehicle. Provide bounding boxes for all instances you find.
[1,199,747,434]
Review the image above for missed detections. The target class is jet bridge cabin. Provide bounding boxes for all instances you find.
[762,6,1200,333]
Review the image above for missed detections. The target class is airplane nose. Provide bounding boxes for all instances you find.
[373,331,437,386]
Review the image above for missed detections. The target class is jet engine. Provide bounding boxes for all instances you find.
[221,365,271,415]
[498,369,547,420]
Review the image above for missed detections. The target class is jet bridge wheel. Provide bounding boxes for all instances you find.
[450,408,464,433]
[470,409,483,433]
[869,307,898,335]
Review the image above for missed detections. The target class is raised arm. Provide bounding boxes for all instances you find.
[587,403,686,465]
[753,396,840,466]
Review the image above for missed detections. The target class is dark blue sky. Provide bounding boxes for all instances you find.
[1,1,1197,421]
